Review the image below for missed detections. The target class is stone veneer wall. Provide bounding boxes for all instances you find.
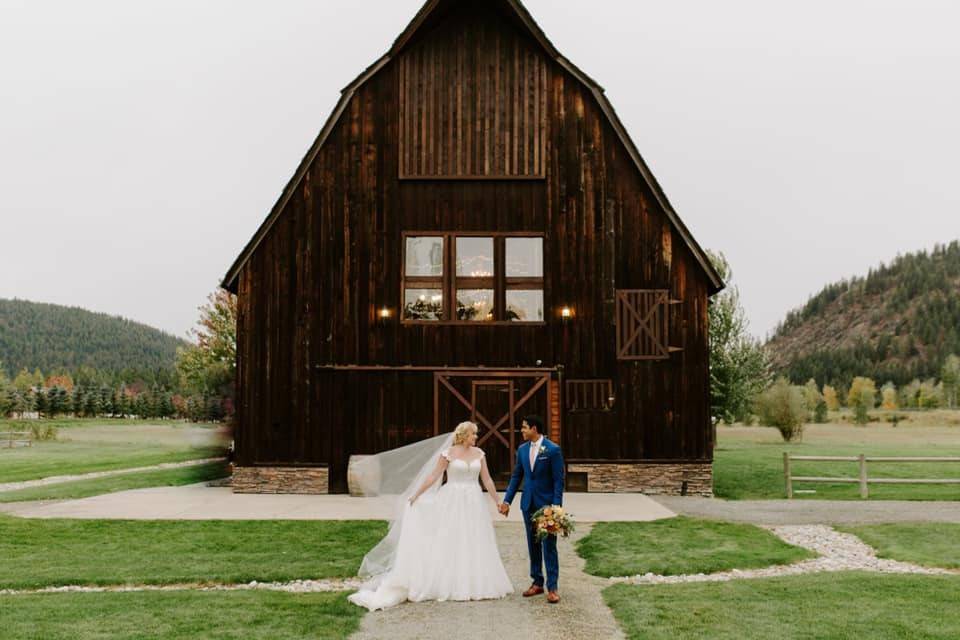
[232,466,329,494]
[567,462,713,497]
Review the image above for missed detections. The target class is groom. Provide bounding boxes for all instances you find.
[499,415,565,604]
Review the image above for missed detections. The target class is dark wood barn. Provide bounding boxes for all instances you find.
[222,0,724,496]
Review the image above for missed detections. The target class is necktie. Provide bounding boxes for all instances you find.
[530,441,538,470]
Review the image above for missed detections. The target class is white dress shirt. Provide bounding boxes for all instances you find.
[529,436,544,470]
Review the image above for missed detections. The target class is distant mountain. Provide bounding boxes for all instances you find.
[0,298,189,377]
[766,241,960,387]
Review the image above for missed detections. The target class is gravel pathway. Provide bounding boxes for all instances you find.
[652,496,960,524]
[609,524,960,586]
[0,458,226,493]
[351,522,624,640]
[0,578,362,597]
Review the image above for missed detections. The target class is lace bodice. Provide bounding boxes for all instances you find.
[442,449,484,485]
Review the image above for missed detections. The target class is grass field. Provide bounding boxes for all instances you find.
[837,523,960,569]
[603,572,960,639]
[0,461,229,502]
[576,516,814,577]
[715,416,960,500]
[0,515,387,589]
[0,591,363,640]
[0,420,227,484]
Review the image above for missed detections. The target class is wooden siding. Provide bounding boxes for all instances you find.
[233,1,714,491]
[398,6,546,179]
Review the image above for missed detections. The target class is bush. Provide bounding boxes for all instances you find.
[755,378,807,442]
[29,423,58,441]
[813,399,828,423]
[849,377,877,425]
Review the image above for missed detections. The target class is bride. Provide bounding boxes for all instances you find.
[348,421,514,611]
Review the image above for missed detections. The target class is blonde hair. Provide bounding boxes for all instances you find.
[453,421,478,446]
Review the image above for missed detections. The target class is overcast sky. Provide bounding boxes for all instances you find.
[2,0,958,342]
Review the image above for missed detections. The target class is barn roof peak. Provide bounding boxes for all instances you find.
[222,0,724,294]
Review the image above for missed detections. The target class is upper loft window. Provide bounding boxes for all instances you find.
[397,23,546,180]
[402,233,544,324]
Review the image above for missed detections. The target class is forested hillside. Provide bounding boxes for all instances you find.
[0,298,186,379]
[767,241,960,387]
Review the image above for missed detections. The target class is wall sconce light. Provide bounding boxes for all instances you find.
[560,306,573,322]
[378,306,393,321]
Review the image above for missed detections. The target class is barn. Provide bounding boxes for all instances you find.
[222,0,724,497]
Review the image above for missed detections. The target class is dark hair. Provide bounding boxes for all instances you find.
[523,415,544,432]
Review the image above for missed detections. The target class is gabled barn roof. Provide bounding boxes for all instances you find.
[222,0,724,295]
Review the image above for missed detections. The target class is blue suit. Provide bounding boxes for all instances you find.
[503,438,564,591]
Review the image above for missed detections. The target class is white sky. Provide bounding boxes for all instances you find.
[2,0,958,341]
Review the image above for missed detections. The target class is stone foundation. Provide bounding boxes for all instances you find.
[232,466,329,494]
[567,462,713,497]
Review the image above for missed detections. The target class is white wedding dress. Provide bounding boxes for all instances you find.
[348,448,514,611]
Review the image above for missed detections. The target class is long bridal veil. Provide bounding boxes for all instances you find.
[351,431,454,587]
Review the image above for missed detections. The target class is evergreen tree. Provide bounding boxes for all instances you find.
[942,354,960,409]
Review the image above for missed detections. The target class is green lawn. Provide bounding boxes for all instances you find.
[715,422,960,500]
[0,461,229,502]
[576,516,814,577]
[0,421,226,484]
[604,572,960,639]
[0,590,363,640]
[0,516,387,589]
[837,523,960,569]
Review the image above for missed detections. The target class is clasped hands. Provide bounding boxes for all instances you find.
[497,502,510,517]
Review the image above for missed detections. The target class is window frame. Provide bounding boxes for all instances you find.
[401,231,546,326]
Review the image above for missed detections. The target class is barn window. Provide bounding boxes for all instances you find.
[505,237,544,322]
[403,237,444,320]
[615,289,673,360]
[402,233,544,324]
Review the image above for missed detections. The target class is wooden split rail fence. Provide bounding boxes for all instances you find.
[1,431,33,449]
[783,453,960,499]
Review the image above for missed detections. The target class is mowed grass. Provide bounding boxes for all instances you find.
[0,590,363,640]
[715,418,960,500]
[0,461,229,502]
[837,523,960,569]
[576,516,814,577]
[604,572,960,640]
[0,515,387,589]
[0,420,227,484]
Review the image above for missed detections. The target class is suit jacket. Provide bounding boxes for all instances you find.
[503,438,564,512]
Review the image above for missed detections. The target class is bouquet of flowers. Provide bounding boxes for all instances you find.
[531,505,575,543]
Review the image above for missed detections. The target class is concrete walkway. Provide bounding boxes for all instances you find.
[652,496,960,524]
[0,484,676,522]
[352,522,624,640]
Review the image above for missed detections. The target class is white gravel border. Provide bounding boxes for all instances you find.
[0,577,363,596]
[608,525,960,586]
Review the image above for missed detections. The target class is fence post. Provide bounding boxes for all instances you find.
[784,452,793,499]
[858,454,868,499]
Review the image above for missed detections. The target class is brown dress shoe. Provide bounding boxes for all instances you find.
[547,591,560,604]
[522,584,545,597]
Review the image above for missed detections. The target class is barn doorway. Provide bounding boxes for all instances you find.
[433,370,552,488]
